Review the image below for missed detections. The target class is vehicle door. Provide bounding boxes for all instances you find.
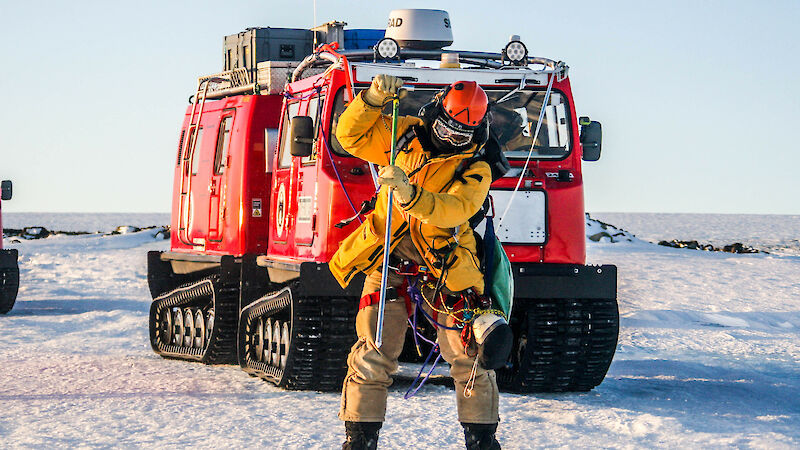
[293,91,324,250]
[270,100,300,251]
[182,123,212,247]
[208,109,235,243]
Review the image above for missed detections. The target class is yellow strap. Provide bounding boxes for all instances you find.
[419,284,507,324]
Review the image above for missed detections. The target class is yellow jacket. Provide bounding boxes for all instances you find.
[330,93,492,293]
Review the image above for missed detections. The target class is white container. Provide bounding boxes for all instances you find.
[385,9,453,50]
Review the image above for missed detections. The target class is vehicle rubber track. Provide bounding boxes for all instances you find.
[0,250,19,315]
[497,298,619,393]
[238,284,357,391]
[149,274,239,364]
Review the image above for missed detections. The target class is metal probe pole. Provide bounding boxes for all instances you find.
[375,94,400,348]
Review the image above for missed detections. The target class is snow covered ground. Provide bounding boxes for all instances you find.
[1,214,798,448]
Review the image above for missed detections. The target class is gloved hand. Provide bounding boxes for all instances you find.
[362,74,403,107]
[377,165,415,204]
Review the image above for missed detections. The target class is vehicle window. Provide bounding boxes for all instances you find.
[265,128,278,173]
[329,87,436,157]
[329,86,571,160]
[278,102,301,168]
[329,88,352,156]
[185,127,204,175]
[487,90,570,159]
[214,115,233,174]
[302,95,324,164]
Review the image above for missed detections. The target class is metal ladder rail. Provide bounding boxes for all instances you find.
[177,80,215,247]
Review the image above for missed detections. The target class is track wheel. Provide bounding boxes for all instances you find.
[194,310,205,349]
[173,308,185,346]
[160,307,174,345]
[264,318,274,364]
[254,318,265,362]
[279,321,290,369]
[272,320,283,367]
[205,310,215,347]
[183,308,195,347]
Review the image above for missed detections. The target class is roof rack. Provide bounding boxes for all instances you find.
[197,61,326,100]
[291,49,567,83]
[197,48,567,101]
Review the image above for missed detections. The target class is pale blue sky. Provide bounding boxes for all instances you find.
[1,1,798,214]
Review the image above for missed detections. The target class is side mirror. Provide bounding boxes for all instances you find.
[289,116,314,157]
[1,180,11,201]
[579,117,602,162]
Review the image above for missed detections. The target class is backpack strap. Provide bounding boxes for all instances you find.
[454,147,486,184]
[395,127,418,154]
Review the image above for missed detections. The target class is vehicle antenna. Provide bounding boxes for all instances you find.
[313,0,318,47]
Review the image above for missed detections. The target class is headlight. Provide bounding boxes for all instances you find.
[503,36,528,65]
[375,37,399,59]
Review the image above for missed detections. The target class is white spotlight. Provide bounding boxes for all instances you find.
[503,36,528,65]
[375,38,400,59]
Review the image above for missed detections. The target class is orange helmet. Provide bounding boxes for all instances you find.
[441,81,488,129]
[420,81,489,150]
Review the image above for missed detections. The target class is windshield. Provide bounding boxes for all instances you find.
[487,90,571,159]
[329,86,571,159]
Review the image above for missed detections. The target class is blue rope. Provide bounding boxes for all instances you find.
[403,274,465,398]
[403,344,442,399]
[319,122,362,223]
[411,297,422,352]
[407,282,461,331]
[407,317,437,346]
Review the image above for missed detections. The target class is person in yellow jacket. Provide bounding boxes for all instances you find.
[331,74,502,450]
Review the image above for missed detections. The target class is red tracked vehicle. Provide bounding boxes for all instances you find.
[1,179,19,314]
[148,10,618,393]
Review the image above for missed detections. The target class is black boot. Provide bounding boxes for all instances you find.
[462,422,501,450]
[342,421,381,450]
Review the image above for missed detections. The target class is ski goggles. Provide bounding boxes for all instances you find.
[432,117,474,146]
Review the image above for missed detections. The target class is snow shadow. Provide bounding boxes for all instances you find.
[7,298,147,316]
[0,390,317,403]
[601,359,800,434]
[624,309,800,331]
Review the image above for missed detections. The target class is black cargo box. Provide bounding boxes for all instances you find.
[223,27,314,71]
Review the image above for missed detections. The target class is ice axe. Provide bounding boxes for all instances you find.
[374,89,405,348]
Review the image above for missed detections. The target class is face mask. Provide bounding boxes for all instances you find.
[429,126,463,155]
[432,117,474,147]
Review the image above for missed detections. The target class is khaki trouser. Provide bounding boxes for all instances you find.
[339,236,499,424]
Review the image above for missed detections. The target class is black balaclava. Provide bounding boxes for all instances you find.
[420,111,473,156]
